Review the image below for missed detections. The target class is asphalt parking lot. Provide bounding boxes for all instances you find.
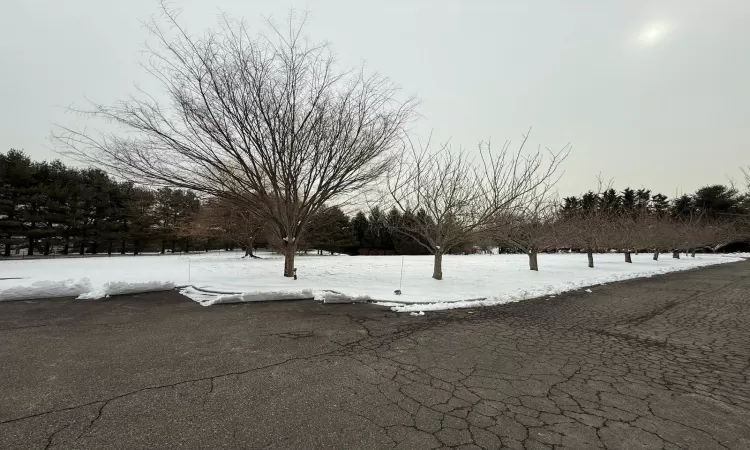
[1,260,749,449]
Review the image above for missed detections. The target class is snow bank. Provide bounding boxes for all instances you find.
[314,291,371,304]
[0,251,744,310]
[180,286,314,306]
[179,286,370,306]
[77,281,175,300]
[0,278,92,301]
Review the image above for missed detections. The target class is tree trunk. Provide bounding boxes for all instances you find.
[653,249,659,261]
[134,242,139,256]
[63,239,69,255]
[91,242,98,254]
[28,237,35,256]
[79,242,85,255]
[108,241,113,256]
[184,239,190,254]
[624,250,632,263]
[161,240,166,254]
[171,240,176,253]
[3,242,10,257]
[672,250,680,259]
[120,240,126,255]
[432,252,443,280]
[44,241,50,256]
[528,250,539,271]
[691,249,696,258]
[244,236,257,258]
[283,242,297,277]
[587,249,594,268]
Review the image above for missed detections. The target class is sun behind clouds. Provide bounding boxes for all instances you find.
[638,21,672,45]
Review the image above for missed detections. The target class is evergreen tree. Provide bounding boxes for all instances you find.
[671,194,694,219]
[351,212,369,249]
[650,193,669,217]
[692,185,742,219]
[580,191,598,211]
[621,188,636,212]
[37,161,75,255]
[561,196,580,217]
[366,207,386,249]
[0,150,34,256]
[155,187,179,253]
[126,186,157,255]
[635,189,651,211]
[599,188,620,214]
[305,206,357,254]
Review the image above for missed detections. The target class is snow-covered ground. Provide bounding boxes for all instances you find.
[0,251,745,312]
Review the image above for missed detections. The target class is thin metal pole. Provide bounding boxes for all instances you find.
[399,256,405,291]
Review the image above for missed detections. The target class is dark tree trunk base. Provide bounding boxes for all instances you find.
[243,248,261,259]
[433,253,443,280]
[528,251,538,271]
[283,242,296,277]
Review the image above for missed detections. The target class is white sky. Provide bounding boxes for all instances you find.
[1,0,749,197]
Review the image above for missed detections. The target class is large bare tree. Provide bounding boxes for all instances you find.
[54,4,416,276]
[382,132,568,280]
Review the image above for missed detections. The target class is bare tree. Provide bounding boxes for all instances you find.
[495,192,560,271]
[182,198,265,257]
[683,219,738,257]
[382,132,568,280]
[53,3,416,277]
[558,207,613,268]
[644,214,675,261]
[609,212,642,263]
[667,212,710,259]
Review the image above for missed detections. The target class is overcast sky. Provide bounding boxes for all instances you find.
[1,0,748,197]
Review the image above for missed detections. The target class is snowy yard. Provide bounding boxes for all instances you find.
[1,251,746,312]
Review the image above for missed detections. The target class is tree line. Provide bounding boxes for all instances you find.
[0,150,433,257]
[0,149,202,256]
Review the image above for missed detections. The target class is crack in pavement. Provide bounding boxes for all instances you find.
[1,348,344,428]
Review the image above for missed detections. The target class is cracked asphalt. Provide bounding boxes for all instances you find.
[1,260,750,450]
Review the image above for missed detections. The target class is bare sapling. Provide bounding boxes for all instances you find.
[382,130,568,279]
[495,188,560,271]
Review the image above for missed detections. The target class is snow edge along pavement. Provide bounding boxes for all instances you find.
[381,255,744,313]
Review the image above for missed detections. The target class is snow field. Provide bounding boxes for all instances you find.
[0,251,745,311]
